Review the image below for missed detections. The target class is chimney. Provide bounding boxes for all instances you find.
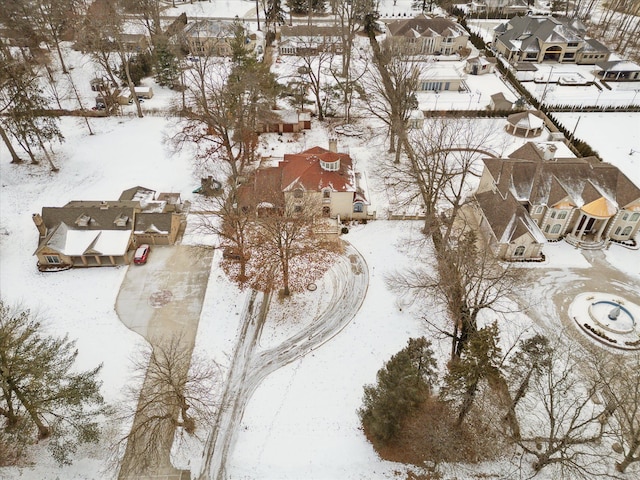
[32,213,47,237]
[328,137,338,153]
[543,144,557,160]
[100,201,109,210]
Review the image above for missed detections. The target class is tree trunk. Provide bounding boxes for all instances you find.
[616,437,639,472]
[456,379,478,426]
[8,381,50,439]
[0,124,23,163]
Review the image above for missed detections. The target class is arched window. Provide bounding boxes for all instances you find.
[551,224,561,234]
[622,226,632,236]
[514,245,525,256]
[545,224,550,233]
[293,188,304,198]
[322,189,331,199]
[353,202,363,213]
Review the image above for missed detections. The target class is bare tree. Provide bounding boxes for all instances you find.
[294,33,336,121]
[388,223,523,361]
[590,349,640,473]
[0,41,63,169]
[362,34,422,162]
[251,194,337,296]
[113,334,221,478]
[514,339,613,477]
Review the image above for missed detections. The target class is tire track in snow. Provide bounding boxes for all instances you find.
[197,243,368,480]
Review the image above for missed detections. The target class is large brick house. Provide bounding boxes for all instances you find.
[239,141,373,223]
[33,187,183,270]
[472,142,640,260]
[493,15,610,65]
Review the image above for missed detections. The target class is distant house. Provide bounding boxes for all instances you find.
[239,141,373,222]
[33,187,184,270]
[471,142,640,260]
[493,15,610,65]
[256,110,311,134]
[279,25,342,55]
[384,14,469,56]
[418,62,465,92]
[596,60,640,82]
[182,20,260,56]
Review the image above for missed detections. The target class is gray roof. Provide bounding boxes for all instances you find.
[280,25,342,38]
[134,213,173,234]
[387,14,468,39]
[43,202,139,231]
[482,142,640,209]
[475,190,545,244]
[495,15,606,54]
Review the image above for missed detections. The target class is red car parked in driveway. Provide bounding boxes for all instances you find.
[133,244,150,264]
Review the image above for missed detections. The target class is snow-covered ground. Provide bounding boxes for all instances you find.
[2,4,640,478]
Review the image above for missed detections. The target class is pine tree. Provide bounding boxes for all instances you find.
[153,35,180,88]
[442,322,502,426]
[0,301,108,465]
[359,337,436,443]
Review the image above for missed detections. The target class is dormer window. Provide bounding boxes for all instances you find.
[75,214,91,227]
[320,158,340,171]
[114,214,129,227]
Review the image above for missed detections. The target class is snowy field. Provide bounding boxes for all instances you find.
[1,3,640,479]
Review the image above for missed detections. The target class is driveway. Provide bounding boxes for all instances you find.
[116,244,214,343]
[115,244,214,480]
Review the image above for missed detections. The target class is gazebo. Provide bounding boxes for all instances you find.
[506,111,545,137]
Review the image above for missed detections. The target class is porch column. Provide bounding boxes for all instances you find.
[571,213,584,236]
[595,218,608,242]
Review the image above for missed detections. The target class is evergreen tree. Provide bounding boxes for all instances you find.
[442,322,502,426]
[287,0,326,14]
[153,35,180,87]
[359,337,437,443]
[0,301,108,465]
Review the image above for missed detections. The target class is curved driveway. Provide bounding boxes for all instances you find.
[198,243,369,480]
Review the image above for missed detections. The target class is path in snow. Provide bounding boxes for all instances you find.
[197,243,369,480]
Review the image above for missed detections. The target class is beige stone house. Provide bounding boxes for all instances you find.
[493,15,610,65]
[33,187,183,270]
[239,141,373,223]
[182,20,260,56]
[385,15,469,56]
[473,142,640,260]
[278,25,342,55]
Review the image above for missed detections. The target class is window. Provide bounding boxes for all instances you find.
[322,189,331,199]
[631,213,640,222]
[353,202,363,213]
[293,189,304,198]
[623,213,629,220]
[550,211,556,218]
[622,226,632,236]
[615,226,621,235]
[421,81,443,92]
[535,206,544,214]
[514,245,525,256]
[558,211,567,220]
[551,224,561,234]
[45,255,61,264]
[545,224,550,233]
[294,205,302,213]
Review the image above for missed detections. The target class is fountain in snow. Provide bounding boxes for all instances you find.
[569,292,640,351]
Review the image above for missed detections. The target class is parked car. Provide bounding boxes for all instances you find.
[133,244,150,264]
